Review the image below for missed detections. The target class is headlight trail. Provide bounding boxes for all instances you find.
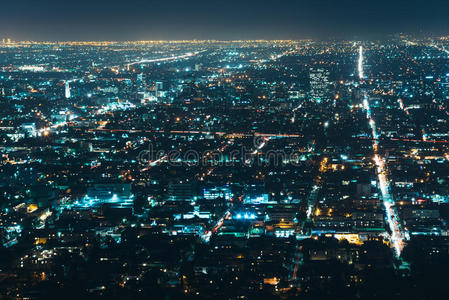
[357,45,405,256]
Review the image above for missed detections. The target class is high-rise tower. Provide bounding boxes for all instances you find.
[65,81,71,99]
[309,68,330,102]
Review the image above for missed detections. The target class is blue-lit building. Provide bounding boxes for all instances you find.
[203,185,233,200]
[243,184,270,204]
[73,183,134,214]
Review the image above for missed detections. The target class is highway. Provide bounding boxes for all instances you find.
[87,127,302,138]
[358,45,405,256]
[430,42,449,55]
[120,50,206,68]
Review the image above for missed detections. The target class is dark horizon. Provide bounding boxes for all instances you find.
[2,0,449,41]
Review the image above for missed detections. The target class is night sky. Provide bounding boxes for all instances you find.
[1,0,448,40]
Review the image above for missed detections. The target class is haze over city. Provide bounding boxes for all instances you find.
[2,0,449,40]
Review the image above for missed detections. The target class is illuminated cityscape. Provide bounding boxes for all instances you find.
[1,36,449,299]
[2,1,449,299]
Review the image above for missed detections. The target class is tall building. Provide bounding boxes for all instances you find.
[309,68,330,102]
[137,73,144,89]
[65,81,71,99]
[155,81,163,97]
